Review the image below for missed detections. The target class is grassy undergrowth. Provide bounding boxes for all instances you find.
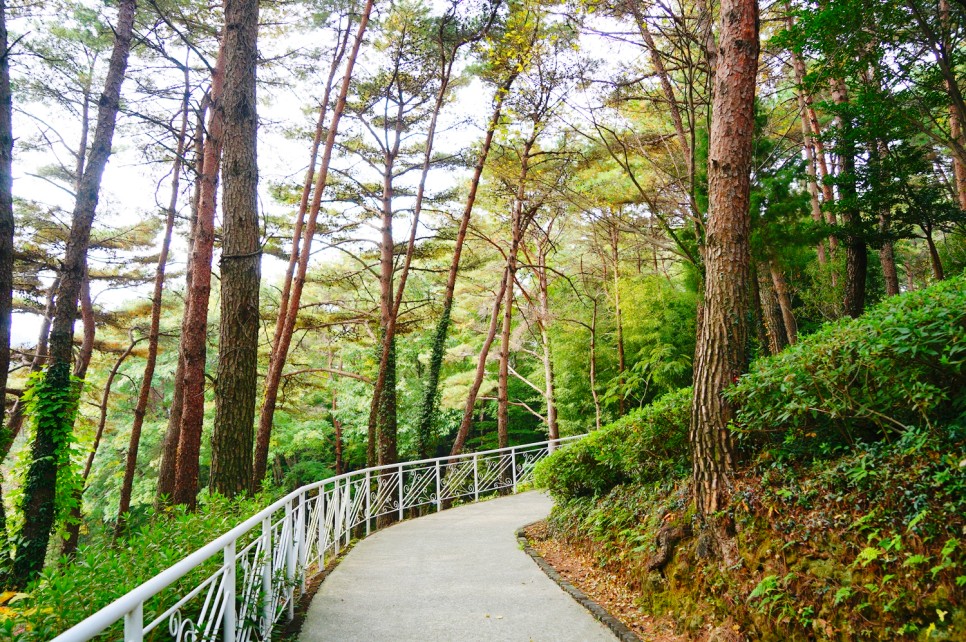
[0,493,277,640]
[536,277,966,640]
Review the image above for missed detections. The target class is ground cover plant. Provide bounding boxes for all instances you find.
[0,493,275,640]
[535,276,966,640]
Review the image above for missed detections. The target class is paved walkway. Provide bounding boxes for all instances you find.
[299,491,616,642]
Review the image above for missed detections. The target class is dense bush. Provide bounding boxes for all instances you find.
[727,276,966,454]
[0,493,277,640]
[535,387,691,500]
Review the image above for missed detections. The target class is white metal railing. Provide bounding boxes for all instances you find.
[52,435,583,642]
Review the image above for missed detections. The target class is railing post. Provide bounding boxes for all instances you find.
[435,459,441,512]
[223,540,236,641]
[365,470,371,536]
[262,516,273,640]
[511,447,518,493]
[343,480,351,547]
[333,484,341,557]
[398,464,405,521]
[123,602,143,642]
[286,500,296,621]
[297,492,307,592]
[473,453,479,502]
[324,484,326,568]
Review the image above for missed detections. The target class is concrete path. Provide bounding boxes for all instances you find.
[299,492,616,642]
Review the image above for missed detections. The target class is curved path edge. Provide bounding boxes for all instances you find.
[298,491,617,641]
[516,524,642,642]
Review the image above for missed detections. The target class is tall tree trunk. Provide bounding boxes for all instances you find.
[415,72,518,458]
[750,262,770,353]
[372,130,400,470]
[257,19,349,484]
[2,277,59,459]
[757,264,787,355]
[11,0,135,585]
[0,0,14,566]
[71,76,95,382]
[63,335,138,555]
[368,26,478,463]
[689,0,759,517]
[174,46,227,509]
[938,0,966,208]
[588,300,601,432]
[450,269,509,456]
[330,353,344,475]
[116,64,190,534]
[367,46,459,468]
[879,212,900,296]
[157,97,208,506]
[950,109,966,210]
[74,271,95,380]
[832,80,867,318]
[787,26,827,265]
[923,223,945,281]
[211,0,260,498]
[252,0,374,487]
[804,105,840,263]
[536,246,557,440]
[373,173,399,525]
[496,278,514,450]
[769,262,797,344]
[497,136,537,450]
[610,221,626,417]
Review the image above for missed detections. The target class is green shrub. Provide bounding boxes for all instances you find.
[1,493,279,640]
[727,276,966,455]
[535,387,691,500]
[283,461,334,491]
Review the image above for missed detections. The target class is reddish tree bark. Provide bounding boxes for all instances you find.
[497,134,538,450]
[787,27,827,265]
[156,96,208,506]
[923,222,946,281]
[116,64,190,533]
[950,109,966,210]
[73,270,95,381]
[535,240,558,441]
[769,262,797,344]
[450,268,509,457]
[174,45,227,509]
[252,0,375,488]
[416,70,518,458]
[257,21,350,476]
[879,210,900,296]
[757,264,787,355]
[689,0,759,516]
[804,105,840,257]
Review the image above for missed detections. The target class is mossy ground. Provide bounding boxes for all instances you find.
[540,278,966,640]
[547,428,966,640]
